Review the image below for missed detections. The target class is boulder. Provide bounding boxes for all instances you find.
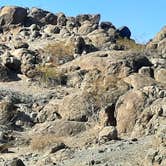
[87,29,111,48]
[4,158,25,166]
[27,7,57,25]
[98,126,118,143]
[90,14,100,24]
[14,41,29,49]
[157,38,166,54]
[66,16,77,30]
[43,25,60,34]
[154,68,166,84]
[57,13,67,26]
[146,26,166,54]
[63,51,152,79]
[138,66,154,77]
[29,23,40,31]
[152,26,166,43]
[115,90,147,135]
[0,63,8,81]
[76,14,100,25]
[116,26,131,39]
[74,36,86,54]
[36,100,60,123]
[123,73,156,89]
[100,21,115,31]
[50,142,66,153]
[1,52,21,71]
[0,6,27,26]
[50,91,94,122]
[132,97,166,138]
[0,100,15,125]
[78,21,98,35]
[76,14,90,24]
[19,49,38,77]
[33,120,87,137]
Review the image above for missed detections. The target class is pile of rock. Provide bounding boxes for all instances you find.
[0,5,165,166]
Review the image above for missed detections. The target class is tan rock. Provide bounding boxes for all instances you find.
[123,73,157,89]
[0,100,14,125]
[154,68,166,84]
[115,90,147,135]
[32,120,87,137]
[98,126,117,143]
[57,91,94,122]
[87,29,110,47]
[131,97,166,138]
[78,21,97,35]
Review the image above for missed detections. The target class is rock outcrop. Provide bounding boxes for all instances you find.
[0,6,27,26]
[0,5,165,166]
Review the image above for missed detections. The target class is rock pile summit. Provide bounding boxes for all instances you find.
[0,6,165,166]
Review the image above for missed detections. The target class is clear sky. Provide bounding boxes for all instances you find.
[0,0,165,43]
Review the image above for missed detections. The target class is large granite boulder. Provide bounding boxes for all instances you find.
[115,90,147,135]
[0,6,27,26]
[27,7,57,26]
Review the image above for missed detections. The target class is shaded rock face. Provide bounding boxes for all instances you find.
[0,6,27,26]
[132,97,166,138]
[100,21,115,31]
[116,26,131,39]
[0,64,8,81]
[0,100,15,125]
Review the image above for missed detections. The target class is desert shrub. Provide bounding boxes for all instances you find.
[116,37,145,51]
[36,65,67,86]
[81,75,122,123]
[30,134,65,151]
[44,40,75,65]
[82,75,129,125]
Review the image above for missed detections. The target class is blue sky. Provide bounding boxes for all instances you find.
[0,0,165,43]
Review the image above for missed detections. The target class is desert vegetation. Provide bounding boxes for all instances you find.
[44,40,75,65]
[0,5,165,166]
[116,37,146,51]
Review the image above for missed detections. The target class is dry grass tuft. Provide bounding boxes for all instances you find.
[44,40,75,65]
[116,37,145,51]
[30,134,65,151]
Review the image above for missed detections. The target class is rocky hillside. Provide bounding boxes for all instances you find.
[0,6,165,166]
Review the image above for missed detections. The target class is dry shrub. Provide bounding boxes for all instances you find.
[116,37,145,51]
[86,75,122,97]
[81,75,124,123]
[44,40,75,65]
[36,65,67,86]
[30,134,65,151]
